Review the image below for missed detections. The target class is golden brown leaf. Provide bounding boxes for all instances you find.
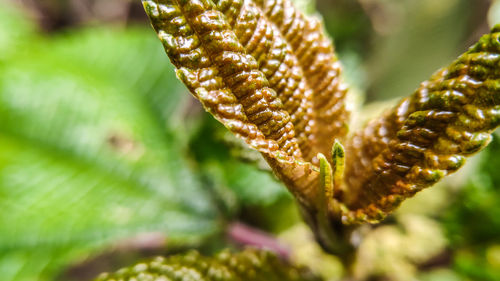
[254,0,350,157]
[342,28,500,223]
[143,0,301,159]
[143,0,500,254]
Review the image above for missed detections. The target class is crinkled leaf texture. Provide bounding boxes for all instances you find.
[142,0,500,231]
[95,248,322,281]
[0,9,222,281]
[342,27,500,222]
[141,0,349,215]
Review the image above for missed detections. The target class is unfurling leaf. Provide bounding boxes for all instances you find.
[95,248,322,281]
[142,0,500,253]
[142,0,347,212]
[342,27,500,223]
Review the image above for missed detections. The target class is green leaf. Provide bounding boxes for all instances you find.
[95,248,322,281]
[0,22,222,281]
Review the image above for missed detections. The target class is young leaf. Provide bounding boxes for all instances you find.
[143,0,302,159]
[342,26,500,223]
[143,0,500,253]
[254,0,350,156]
[142,0,349,210]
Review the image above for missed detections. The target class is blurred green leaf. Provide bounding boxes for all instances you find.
[0,11,222,281]
[187,117,302,234]
[190,118,290,208]
[441,137,500,281]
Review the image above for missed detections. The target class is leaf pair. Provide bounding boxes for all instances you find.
[142,0,347,212]
[143,0,500,231]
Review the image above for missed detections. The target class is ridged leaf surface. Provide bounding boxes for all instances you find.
[143,0,500,228]
[96,248,322,281]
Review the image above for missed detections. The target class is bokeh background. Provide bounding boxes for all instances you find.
[1,0,499,280]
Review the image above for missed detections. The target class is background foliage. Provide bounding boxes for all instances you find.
[1,0,499,280]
